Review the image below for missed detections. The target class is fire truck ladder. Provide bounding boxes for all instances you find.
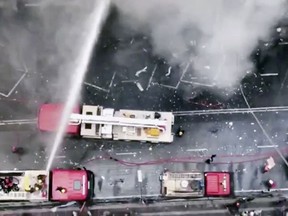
[69,114,168,130]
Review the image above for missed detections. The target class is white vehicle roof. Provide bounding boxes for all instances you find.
[0,170,49,201]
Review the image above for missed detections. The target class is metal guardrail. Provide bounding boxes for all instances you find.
[173,106,288,116]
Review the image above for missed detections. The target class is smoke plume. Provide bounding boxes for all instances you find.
[0,0,102,159]
[0,0,98,108]
[112,0,286,90]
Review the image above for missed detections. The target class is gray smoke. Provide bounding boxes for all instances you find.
[112,0,286,90]
[0,0,97,108]
[0,0,100,159]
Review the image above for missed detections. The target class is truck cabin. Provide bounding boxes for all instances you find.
[37,103,81,135]
[204,172,234,197]
[49,169,95,202]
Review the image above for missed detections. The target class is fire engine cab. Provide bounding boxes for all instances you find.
[38,104,174,143]
[160,171,234,197]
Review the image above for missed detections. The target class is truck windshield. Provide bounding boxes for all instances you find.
[86,170,95,199]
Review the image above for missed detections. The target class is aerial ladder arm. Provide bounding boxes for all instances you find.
[69,113,169,130]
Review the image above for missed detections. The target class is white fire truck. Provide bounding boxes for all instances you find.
[160,171,234,197]
[38,104,175,143]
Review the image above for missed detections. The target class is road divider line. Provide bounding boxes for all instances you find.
[115,152,137,156]
[257,145,278,148]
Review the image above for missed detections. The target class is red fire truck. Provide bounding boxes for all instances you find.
[160,171,234,197]
[38,103,174,143]
[0,169,94,202]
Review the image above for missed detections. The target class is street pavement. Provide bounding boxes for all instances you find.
[0,1,288,215]
[0,197,287,215]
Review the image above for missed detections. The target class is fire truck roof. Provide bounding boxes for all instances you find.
[204,172,233,197]
[38,103,80,134]
[50,169,88,202]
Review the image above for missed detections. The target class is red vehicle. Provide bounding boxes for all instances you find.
[38,103,81,135]
[204,172,233,197]
[38,103,175,143]
[160,171,234,197]
[0,169,95,202]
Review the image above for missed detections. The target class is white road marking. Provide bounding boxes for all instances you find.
[181,80,215,87]
[24,3,42,7]
[55,156,66,159]
[108,72,116,88]
[236,188,288,193]
[156,83,177,89]
[146,65,157,90]
[84,82,109,92]
[115,152,137,156]
[0,71,28,98]
[174,106,288,116]
[260,73,278,77]
[175,62,191,89]
[0,119,37,126]
[186,148,208,152]
[257,145,278,148]
[105,72,116,99]
[279,41,288,45]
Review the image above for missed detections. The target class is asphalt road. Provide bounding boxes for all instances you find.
[1,1,288,215]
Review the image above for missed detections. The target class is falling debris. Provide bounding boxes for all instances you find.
[135,66,148,77]
[165,66,172,77]
[228,122,233,128]
[136,82,144,91]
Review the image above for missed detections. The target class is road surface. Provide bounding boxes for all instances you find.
[0,197,287,215]
[0,1,288,215]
